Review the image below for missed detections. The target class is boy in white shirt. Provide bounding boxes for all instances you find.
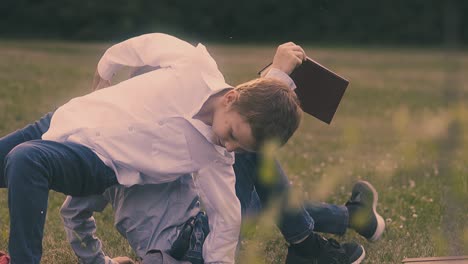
[72,35,382,264]
[0,33,303,264]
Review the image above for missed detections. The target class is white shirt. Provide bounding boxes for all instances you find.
[60,175,200,264]
[43,33,240,263]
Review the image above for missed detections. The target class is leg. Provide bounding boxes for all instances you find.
[246,185,349,234]
[234,153,366,264]
[4,140,117,264]
[233,152,314,243]
[0,112,53,187]
[304,202,349,235]
[234,153,383,238]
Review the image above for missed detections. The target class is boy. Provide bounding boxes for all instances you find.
[0,33,302,263]
[60,175,203,264]
[60,178,380,264]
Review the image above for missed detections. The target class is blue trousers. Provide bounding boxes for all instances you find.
[0,113,118,264]
[233,153,348,243]
[0,113,348,263]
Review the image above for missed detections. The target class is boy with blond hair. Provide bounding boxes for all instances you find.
[0,33,302,264]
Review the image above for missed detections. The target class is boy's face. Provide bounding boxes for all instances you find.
[212,90,255,153]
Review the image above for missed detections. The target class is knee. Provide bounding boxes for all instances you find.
[5,141,38,164]
[4,141,42,185]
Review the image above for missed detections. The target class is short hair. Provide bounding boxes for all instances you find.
[232,77,303,150]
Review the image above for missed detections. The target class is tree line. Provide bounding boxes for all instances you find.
[0,0,466,45]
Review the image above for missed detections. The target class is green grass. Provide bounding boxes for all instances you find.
[0,40,467,263]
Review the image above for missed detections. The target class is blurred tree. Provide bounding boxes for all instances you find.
[0,0,466,45]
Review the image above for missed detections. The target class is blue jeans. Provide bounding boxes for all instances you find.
[0,113,118,264]
[233,153,349,243]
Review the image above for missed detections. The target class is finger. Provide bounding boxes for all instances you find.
[292,50,306,61]
[294,56,302,66]
[291,45,307,60]
[280,42,295,47]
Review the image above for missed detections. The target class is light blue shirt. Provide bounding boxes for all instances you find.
[60,175,199,264]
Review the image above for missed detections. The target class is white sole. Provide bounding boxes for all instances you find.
[352,245,366,264]
[359,180,386,241]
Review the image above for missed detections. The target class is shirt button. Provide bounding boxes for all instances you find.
[95,131,100,136]
[158,121,165,126]
[128,126,134,132]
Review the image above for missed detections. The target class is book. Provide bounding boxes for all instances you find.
[402,256,468,263]
[258,58,349,124]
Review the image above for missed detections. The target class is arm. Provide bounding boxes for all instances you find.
[92,33,195,90]
[195,162,241,264]
[60,195,117,264]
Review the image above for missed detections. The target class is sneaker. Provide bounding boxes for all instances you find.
[285,234,365,264]
[343,242,366,264]
[345,180,385,241]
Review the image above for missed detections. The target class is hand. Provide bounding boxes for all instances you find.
[91,69,111,91]
[271,42,307,75]
[112,256,135,264]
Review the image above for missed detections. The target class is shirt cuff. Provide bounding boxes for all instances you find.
[265,67,297,90]
[97,58,118,81]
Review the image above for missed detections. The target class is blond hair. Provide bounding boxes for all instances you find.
[232,77,302,150]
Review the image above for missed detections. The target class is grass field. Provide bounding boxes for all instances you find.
[0,40,467,263]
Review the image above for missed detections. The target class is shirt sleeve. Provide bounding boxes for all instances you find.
[60,195,116,264]
[97,33,196,80]
[265,67,297,90]
[195,162,241,264]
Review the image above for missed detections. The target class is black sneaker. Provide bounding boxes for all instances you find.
[346,180,385,241]
[343,242,366,264]
[285,234,365,264]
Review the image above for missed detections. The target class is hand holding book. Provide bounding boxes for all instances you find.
[259,48,349,124]
[269,42,307,75]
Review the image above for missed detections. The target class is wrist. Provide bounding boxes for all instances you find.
[271,63,291,75]
[265,68,297,90]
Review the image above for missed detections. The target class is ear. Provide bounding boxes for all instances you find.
[223,89,239,106]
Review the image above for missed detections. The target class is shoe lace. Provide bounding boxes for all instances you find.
[346,192,362,206]
[327,238,341,249]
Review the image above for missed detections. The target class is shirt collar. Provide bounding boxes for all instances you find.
[188,118,234,163]
[184,43,235,161]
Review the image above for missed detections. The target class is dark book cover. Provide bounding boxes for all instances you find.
[259,58,349,124]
